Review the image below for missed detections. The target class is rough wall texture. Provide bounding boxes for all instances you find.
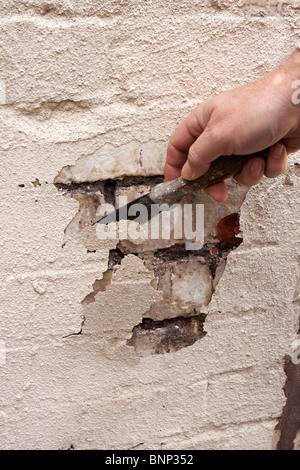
[0,0,300,450]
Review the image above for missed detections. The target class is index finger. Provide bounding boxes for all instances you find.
[165,101,209,181]
[164,106,206,181]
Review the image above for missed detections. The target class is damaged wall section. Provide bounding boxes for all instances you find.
[56,144,300,449]
[55,141,249,356]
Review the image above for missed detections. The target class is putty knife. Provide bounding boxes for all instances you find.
[96,149,269,225]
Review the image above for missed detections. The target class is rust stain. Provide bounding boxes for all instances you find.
[216,213,242,244]
[210,246,218,257]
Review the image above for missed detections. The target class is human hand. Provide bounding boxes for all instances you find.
[165,49,300,202]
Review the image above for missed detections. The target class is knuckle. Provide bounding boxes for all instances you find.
[187,146,199,168]
[205,126,232,155]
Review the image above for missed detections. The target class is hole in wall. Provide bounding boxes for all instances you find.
[55,172,246,356]
[127,313,207,356]
[31,178,41,187]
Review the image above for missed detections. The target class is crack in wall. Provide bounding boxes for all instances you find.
[124,241,240,355]
[55,175,164,207]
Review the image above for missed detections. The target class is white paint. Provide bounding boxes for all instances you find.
[54,140,166,183]
[0,0,299,451]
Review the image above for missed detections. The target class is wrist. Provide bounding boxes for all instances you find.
[290,49,300,130]
[267,51,300,130]
[287,50,300,121]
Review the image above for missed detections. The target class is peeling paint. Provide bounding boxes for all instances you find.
[54,141,167,184]
[56,158,248,355]
[82,249,124,305]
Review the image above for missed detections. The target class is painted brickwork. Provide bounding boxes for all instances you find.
[0,0,300,450]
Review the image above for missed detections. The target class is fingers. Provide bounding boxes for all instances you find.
[233,142,287,186]
[205,182,228,202]
[206,156,267,202]
[165,99,230,182]
[181,127,228,181]
[264,142,287,178]
[205,142,287,202]
[164,161,182,181]
[165,96,288,203]
[164,103,212,182]
[233,157,266,186]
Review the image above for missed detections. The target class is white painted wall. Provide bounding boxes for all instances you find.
[0,0,299,450]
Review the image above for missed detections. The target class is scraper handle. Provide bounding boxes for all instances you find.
[150,149,270,204]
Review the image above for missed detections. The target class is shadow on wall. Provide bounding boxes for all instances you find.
[275,356,300,450]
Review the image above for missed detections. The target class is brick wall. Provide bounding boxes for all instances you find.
[0,0,299,449]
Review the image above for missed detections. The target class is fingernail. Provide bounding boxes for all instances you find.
[182,162,196,180]
[273,143,285,159]
[250,160,265,177]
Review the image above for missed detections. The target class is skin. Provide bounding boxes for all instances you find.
[164,49,300,202]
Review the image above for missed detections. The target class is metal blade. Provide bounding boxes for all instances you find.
[96,193,154,225]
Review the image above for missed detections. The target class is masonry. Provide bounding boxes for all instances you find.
[0,0,300,450]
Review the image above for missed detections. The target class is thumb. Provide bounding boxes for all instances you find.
[181,127,227,180]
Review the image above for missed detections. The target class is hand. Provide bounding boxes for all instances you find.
[165,50,300,202]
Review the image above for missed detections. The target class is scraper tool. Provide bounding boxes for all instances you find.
[96,149,269,225]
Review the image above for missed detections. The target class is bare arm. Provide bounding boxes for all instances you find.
[165,49,300,202]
